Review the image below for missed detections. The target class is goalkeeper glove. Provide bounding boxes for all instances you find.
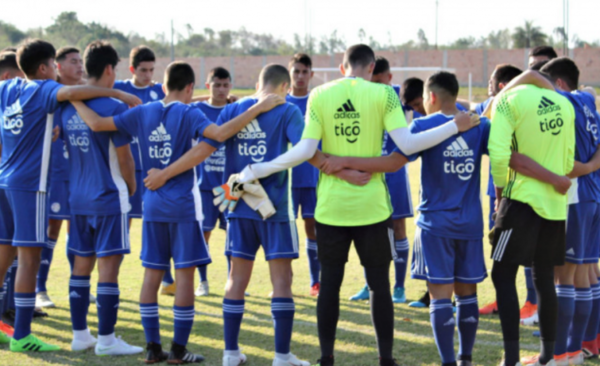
[213,174,243,213]
[240,180,276,220]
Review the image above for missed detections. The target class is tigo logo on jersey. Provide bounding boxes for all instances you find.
[68,132,90,153]
[444,137,475,181]
[148,123,172,165]
[584,105,598,140]
[334,100,361,143]
[3,101,24,135]
[237,120,266,139]
[66,113,90,152]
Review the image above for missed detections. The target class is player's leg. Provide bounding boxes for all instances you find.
[196,190,217,297]
[70,254,96,351]
[566,264,593,364]
[428,283,457,365]
[392,218,409,303]
[479,194,498,315]
[0,188,16,340]
[301,188,320,297]
[0,245,16,341]
[35,216,62,308]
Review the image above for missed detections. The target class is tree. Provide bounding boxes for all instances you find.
[417,29,429,50]
[358,28,366,44]
[487,29,512,49]
[512,21,548,48]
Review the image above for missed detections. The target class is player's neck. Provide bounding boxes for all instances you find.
[258,85,286,99]
[439,103,460,116]
[208,97,227,107]
[87,77,111,89]
[163,91,187,105]
[291,87,309,97]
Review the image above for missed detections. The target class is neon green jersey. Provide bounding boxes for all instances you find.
[489,84,575,220]
[302,77,407,226]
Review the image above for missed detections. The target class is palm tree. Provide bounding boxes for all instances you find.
[512,21,548,48]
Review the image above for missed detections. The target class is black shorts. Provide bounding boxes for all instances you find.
[491,198,565,267]
[315,217,395,267]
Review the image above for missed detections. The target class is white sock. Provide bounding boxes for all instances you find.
[275,352,291,361]
[97,333,116,346]
[73,328,94,341]
[224,349,241,357]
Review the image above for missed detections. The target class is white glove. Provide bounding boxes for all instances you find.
[241,180,276,220]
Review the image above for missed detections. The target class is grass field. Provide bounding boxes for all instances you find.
[2,87,600,365]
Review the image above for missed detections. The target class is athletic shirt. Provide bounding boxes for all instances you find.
[49,119,69,183]
[489,85,575,220]
[0,78,62,192]
[58,98,131,215]
[113,101,213,222]
[192,101,226,192]
[287,93,319,188]
[559,90,600,204]
[475,97,496,198]
[113,80,165,171]
[302,77,407,226]
[212,97,304,222]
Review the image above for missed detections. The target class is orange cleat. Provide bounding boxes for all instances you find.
[0,320,13,337]
[479,301,498,315]
[521,353,568,366]
[520,301,539,326]
[310,283,320,297]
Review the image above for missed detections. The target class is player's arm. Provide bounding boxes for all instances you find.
[307,151,373,186]
[202,94,284,142]
[509,152,571,194]
[116,144,136,196]
[56,85,142,108]
[320,152,408,175]
[71,101,118,132]
[488,95,516,195]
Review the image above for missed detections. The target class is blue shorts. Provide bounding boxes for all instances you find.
[388,168,413,220]
[0,190,49,248]
[201,190,226,232]
[565,202,600,264]
[411,227,487,284]
[225,218,299,261]
[48,180,70,220]
[292,187,316,219]
[141,220,211,269]
[68,214,130,258]
[129,170,143,219]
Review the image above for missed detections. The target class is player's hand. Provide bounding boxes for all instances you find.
[255,94,285,113]
[117,91,142,108]
[52,126,60,142]
[454,111,480,132]
[552,175,572,195]
[321,155,348,175]
[144,168,168,191]
[334,169,372,186]
[227,94,239,103]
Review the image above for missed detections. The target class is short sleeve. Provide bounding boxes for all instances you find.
[187,108,213,140]
[155,84,166,99]
[113,105,141,137]
[383,86,407,133]
[302,92,322,140]
[202,104,233,149]
[110,103,133,147]
[286,106,305,145]
[41,80,63,113]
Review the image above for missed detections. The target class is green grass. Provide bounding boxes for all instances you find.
[2,88,600,365]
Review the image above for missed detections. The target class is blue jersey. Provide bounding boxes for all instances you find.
[50,117,70,183]
[113,101,213,223]
[287,93,318,188]
[113,80,165,171]
[560,90,600,203]
[400,113,491,240]
[59,98,131,216]
[192,101,226,192]
[215,98,304,222]
[476,97,492,116]
[0,78,62,192]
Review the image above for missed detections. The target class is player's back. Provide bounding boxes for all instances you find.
[287,93,318,188]
[192,101,226,192]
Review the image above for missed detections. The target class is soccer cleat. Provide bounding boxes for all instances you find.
[310,283,320,297]
[71,330,97,351]
[349,285,370,301]
[479,301,499,315]
[409,291,430,308]
[457,361,472,366]
[10,334,60,352]
[0,320,14,337]
[533,330,540,337]
[223,351,247,366]
[145,342,169,364]
[519,301,538,326]
[0,331,9,344]
[195,281,209,297]
[582,340,599,359]
[520,354,560,366]
[94,335,144,356]
[2,309,14,326]
[167,342,204,364]
[35,291,56,308]
[161,282,177,296]
[567,352,584,365]
[314,356,334,366]
[272,353,310,366]
[392,287,406,303]
[33,308,48,318]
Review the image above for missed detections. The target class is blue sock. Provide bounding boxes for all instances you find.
[306,239,320,287]
[173,305,194,346]
[162,267,174,285]
[36,243,55,293]
[96,283,120,336]
[456,294,478,358]
[585,283,600,343]
[223,299,244,351]
[430,299,456,364]
[198,265,207,282]
[69,275,90,331]
[524,267,537,305]
[555,285,575,356]
[6,260,17,312]
[140,303,161,344]
[13,292,35,340]
[567,287,593,353]
[272,297,295,354]
[393,239,409,289]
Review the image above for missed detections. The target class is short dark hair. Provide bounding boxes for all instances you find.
[493,64,522,86]
[130,46,156,69]
[206,67,231,83]
[401,77,424,105]
[426,71,459,98]
[16,38,56,77]
[1,47,17,53]
[343,44,375,69]
[540,57,579,90]
[164,61,195,91]
[288,53,312,70]
[56,46,80,62]
[530,60,549,71]
[259,64,290,87]
[83,41,119,80]
[0,52,20,75]
[373,56,390,75]
[529,46,558,59]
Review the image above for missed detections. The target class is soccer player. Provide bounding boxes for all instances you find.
[192,66,232,297]
[489,78,575,366]
[528,46,558,69]
[36,46,85,309]
[0,38,140,352]
[286,53,321,297]
[72,61,286,364]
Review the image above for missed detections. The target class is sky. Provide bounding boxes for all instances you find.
[1,0,596,46]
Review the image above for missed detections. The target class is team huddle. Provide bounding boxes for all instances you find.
[0,37,597,366]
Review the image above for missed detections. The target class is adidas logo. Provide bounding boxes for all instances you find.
[237,119,266,139]
[443,136,474,157]
[334,99,360,119]
[69,291,81,298]
[443,317,456,326]
[566,248,575,255]
[537,96,561,115]
[148,123,171,142]
[461,316,478,323]
[443,137,476,181]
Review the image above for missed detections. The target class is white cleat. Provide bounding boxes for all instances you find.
[223,351,247,366]
[36,291,56,308]
[195,281,209,297]
[272,353,310,366]
[520,312,539,326]
[568,352,584,365]
[71,333,97,352]
[94,336,143,356]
